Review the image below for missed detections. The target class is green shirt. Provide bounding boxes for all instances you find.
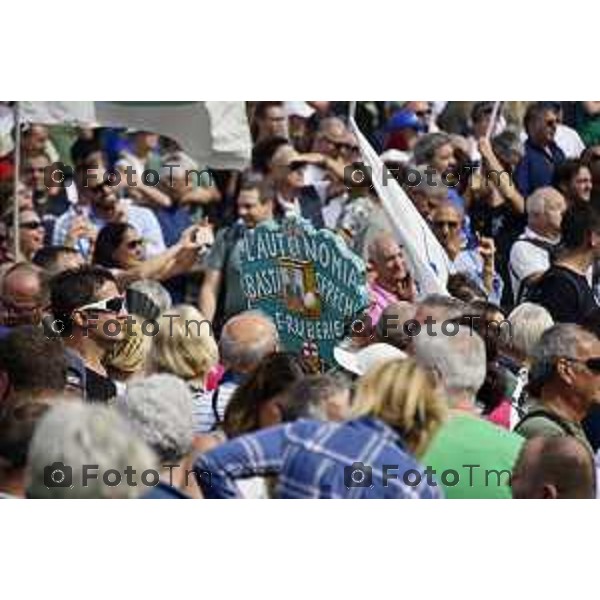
[205,225,248,321]
[422,413,524,499]
[514,402,593,456]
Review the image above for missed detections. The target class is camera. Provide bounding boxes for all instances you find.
[344,462,373,488]
[44,462,73,489]
[343,162,373,190]
[44,162,74,189]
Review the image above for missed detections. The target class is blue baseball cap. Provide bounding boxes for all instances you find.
[385,109,426,133]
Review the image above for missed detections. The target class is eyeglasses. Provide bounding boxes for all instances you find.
[19,221,44,230]
[323,137,354,152]
[433,220,460,230]
[126,238,144,250]
[288,160,308,172]
[563,356,600,374]
[76,296,127,314]
[415,109,432,118]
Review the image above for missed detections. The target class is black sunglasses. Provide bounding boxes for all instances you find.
[433,220,461,229]
[19,221,44,230]
[126,239,144,250]
[564,356,600,374]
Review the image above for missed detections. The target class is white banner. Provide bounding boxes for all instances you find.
[349,106,449,296]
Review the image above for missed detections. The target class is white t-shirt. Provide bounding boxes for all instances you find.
[509,228,557,302]
[555,124,586,159]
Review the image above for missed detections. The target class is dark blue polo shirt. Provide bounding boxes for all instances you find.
[514,139,565,197]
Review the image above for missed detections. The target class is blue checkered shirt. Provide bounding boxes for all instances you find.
[194,416,442,499]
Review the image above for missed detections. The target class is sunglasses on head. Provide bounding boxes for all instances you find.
[563,356,600,374]
[76,296,127,314]
[19,221,44,230]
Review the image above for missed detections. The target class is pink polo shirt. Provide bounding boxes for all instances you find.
[368,282,400,325]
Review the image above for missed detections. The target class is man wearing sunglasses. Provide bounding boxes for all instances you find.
[0,263,49,333]
[515,324,600,456]
[49,266,128,402]
[515,102,566,197]
[431,200,503,304]
[52,142,166,260]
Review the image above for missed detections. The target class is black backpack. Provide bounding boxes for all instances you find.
[510,237,557,304]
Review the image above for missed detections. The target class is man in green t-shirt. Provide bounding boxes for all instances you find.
[415,323,524,499]
[199,173,275,328]
[514,324,600,457]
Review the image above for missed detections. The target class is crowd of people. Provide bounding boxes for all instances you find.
[2,100,600,499]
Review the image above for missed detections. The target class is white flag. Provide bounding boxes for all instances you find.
[18,101,252,170]
[349,108,449,296]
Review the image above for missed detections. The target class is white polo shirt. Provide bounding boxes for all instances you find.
[509,228,558,302]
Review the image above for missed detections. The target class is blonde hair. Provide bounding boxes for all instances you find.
[150,305,219,384]
[104,313,152,377]
[352,358,447,457]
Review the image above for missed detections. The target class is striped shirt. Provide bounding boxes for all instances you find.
[191,372,244,434]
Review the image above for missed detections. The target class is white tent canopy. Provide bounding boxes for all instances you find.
[18,101,252,171]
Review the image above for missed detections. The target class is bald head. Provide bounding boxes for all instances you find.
[0,263,47,326]
[219,311,279,374]
[512,436,596,499]
[368,233,409,288]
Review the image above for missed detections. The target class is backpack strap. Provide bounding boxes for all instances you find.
[516,409,574,436]
[510,237,556,303]
[210,386,222,432]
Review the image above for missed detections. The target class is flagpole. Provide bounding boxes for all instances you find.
[485,101,502,139]
[13,102,21,260]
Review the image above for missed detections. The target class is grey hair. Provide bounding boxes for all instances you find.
[529,324,597,391]
[413,324,487,404]
[115,374,194,464]
[219,310,279,373]
[491,128,523,162]
[127,279,172,315]
[418,294,467,322]
[409,165,448,197]
[26,402,158,499]
[413,133,453,167]
[280,375,347,422]
[526,186,564,216]
[505,303,554,358]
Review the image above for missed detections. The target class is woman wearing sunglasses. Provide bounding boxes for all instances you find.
[92,221,212,286]
[14,208,47,262]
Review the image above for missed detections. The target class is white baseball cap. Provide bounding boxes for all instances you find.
[285,101,316,119]
[334,342,407,376]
